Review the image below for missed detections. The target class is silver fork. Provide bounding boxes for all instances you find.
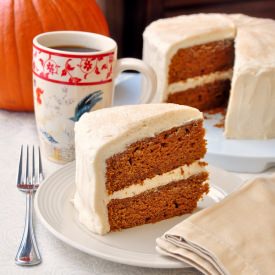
[15,145,44,266]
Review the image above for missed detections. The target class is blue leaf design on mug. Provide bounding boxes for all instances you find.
[41,130,58,144]
[70,90,103,122]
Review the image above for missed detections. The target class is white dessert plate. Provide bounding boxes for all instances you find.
[34,162,242,269]
[114,73,275,173]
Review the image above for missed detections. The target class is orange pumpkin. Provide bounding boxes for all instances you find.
[0,0,109,111]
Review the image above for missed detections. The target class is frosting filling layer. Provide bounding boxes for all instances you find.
[107,160,207,201]
[168,69,233,94]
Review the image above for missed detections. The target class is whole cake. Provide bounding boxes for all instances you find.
[143,14,275,139]
[73,104,209,235]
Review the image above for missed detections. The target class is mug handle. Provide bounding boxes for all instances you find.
[114,58,157,104]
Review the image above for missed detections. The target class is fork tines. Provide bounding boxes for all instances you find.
[17,145,44,190]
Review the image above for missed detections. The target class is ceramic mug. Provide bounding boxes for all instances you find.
[32,31,156,164]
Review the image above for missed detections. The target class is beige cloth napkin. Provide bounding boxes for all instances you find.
[156,174,275,275]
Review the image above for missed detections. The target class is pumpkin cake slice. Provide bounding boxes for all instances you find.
[73,103,209,235]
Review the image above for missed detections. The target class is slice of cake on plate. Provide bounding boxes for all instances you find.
[73,103,209,235]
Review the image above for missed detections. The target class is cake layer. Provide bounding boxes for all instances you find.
[168,69,232,94]
[107,172,209,231]
[106,120,206,194]
[108,160,207,201]
[167,79,231,111]
[168,39,234,84]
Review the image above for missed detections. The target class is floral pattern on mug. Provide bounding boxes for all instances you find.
[36,87,44,105]
[33,45,115,85]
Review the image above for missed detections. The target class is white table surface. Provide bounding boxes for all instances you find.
[1,86,274,275]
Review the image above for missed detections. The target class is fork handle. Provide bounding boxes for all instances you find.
[15,191,41,266]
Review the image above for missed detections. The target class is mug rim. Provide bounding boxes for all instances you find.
[33,31,117,57]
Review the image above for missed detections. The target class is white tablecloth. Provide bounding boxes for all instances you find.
[1,109,274,275]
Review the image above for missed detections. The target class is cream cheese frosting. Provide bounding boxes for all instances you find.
[225,14,275,138]
[143,13,275,139]
[73,104,204,235]
[168,70,233,94]
[108,161,207,201]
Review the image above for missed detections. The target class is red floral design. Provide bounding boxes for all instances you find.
[36,87,44,105]
[32,46,114,85]
[69,77,82,84]
[46,61,59,75]
[95,66,100,75]
[84,59,92,70]
[106,66,112,79]
[101,64,107,70]
[61,59,75,76]
[78,58,96,73]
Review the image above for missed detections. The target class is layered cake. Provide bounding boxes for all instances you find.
[143,14,275,139]
[73,104,209,235]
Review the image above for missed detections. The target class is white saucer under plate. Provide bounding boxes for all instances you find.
[114,73,275,173]
[204,115,275,173]
[34,162,242,269]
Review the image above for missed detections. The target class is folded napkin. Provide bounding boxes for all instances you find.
[156,174,275,275]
